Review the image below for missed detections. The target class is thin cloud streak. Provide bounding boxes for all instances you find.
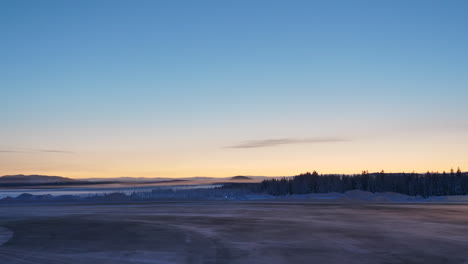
[0,148,74,154]
[227,137,350,149]
[30,149,74,154]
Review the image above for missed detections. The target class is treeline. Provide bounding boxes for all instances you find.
[255,169,467,197]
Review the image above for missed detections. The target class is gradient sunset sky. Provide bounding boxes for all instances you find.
[2,0,467,178]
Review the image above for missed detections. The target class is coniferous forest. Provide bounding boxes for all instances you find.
[234,168,468,197]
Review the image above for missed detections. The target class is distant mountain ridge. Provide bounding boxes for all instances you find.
[0,174,270,186]
[231,176,252,180]
[3,173,466,185]
[82,175,271,182]
[0,175,81,184]
[81,177,174,183]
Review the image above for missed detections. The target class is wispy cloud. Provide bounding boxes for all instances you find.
[30,149,74,154]
[227,137,349,149]
[0,148,74,154]
[0,150,24,153]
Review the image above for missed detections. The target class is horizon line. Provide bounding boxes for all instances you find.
[1,169,465,179]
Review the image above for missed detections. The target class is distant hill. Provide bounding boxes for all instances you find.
[83,176,269,183]
[0,175,270,188]
[0,175,81,184]
[231,176,252,180]
[82,177,174,183]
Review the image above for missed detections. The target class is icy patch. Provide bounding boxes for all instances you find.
[0,227,13,246]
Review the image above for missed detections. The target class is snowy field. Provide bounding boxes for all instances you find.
[1,202,468,263]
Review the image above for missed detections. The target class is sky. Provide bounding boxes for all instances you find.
[1,0,467,178]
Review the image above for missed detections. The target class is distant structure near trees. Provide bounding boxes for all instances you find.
[254,168,467,197]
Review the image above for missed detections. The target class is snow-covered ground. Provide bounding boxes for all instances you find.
[0,227,13,247]
[2,202,468,263]
[251,190,468,203]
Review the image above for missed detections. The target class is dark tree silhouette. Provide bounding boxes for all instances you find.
[254,169,467,197]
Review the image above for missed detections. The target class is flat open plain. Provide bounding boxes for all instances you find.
[1,202,468,264]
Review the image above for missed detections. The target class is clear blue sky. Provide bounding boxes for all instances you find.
[1,0,467,178]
